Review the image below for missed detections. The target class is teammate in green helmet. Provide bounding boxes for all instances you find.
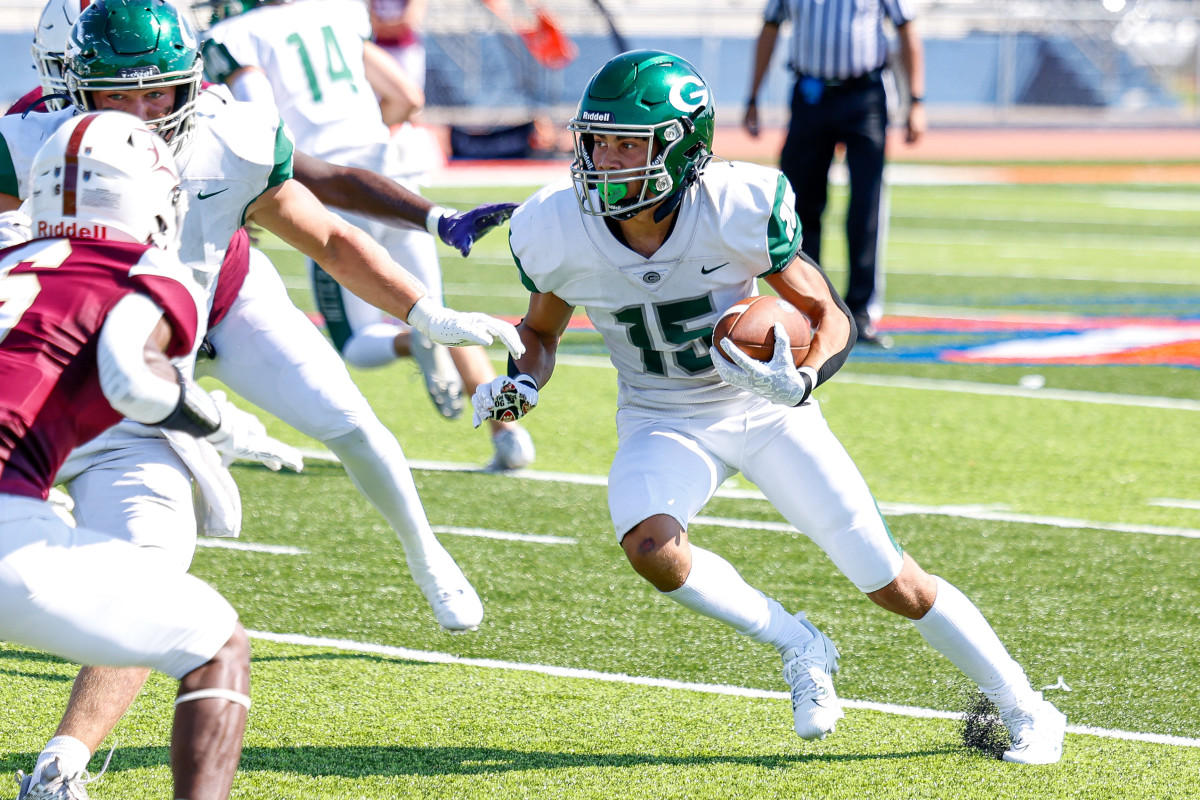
[569,50,715,220]
[64,0,204,150]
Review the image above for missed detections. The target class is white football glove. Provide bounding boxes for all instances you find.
[206,391,304,472]
[0,208,32,248]
[710,323,819,407]
[471,374,538,428]
[408,296,525,358]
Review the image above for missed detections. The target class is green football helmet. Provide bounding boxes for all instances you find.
[64,0,203,153]
[569,50,715,219]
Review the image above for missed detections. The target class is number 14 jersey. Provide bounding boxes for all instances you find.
[204,0,389,161]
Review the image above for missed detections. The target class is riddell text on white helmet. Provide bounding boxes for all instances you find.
[37,221,111,239]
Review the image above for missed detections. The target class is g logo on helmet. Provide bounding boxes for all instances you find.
[669,77,708,113]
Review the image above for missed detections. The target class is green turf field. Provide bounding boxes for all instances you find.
[2,178,1198,799]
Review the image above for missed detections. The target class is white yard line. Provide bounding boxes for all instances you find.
[432,525,576,544]
[538,355,1200,413]
[1149,498,1200,511]
[195,539,307,555]
[834,373,1200,412]
[247,629,1200,750]
[293,450,1200,540]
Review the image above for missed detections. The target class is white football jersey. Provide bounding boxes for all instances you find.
[0,107,78,202]
[174,86,293,296]
[0,87,292,302]
[204,0,389,162]
[510,160,803,417]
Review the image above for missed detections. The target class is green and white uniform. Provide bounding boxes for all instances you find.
[0,88,441,579]
[0,87,292,304]
[511,160,904,593]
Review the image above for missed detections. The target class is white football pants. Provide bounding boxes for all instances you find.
[608,396,905,594]
[59,247,443,570]
[0,494,236,679]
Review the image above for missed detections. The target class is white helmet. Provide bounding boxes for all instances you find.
[30,111,185,251]
[31,0,88,111]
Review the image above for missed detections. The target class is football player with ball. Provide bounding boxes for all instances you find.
[473,50,1066,764]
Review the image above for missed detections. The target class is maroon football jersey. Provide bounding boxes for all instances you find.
[5,87,49,117]
[0,238,200,499]
[209,227,251,329]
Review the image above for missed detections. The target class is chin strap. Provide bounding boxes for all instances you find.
[650,161,705,223]
[21,92,70,118]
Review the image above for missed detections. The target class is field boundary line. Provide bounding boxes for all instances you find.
[541,355,1200,412]
[293,449,1200,539]
[195,540,307,555]
[838,373,1200,411]
[247,629,1200,749]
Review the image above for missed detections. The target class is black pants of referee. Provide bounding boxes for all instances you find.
[780,71,888,332]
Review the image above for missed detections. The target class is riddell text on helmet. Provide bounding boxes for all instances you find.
[37,221,111,239]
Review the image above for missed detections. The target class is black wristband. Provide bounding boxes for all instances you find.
[910,94,924,103]
[157,367,222,438]
[746,97,757,106]
[794,366,818,407]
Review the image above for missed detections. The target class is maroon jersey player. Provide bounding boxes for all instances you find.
[0,112,259,800]
[0,238,200,498]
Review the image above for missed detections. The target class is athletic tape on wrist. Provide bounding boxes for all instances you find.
[158,368,223,438]
[506,356,537,389]
[797,366,819,404]
[424,205,457,236]
[175,688,251,709]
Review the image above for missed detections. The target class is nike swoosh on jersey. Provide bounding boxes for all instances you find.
[700,262,731,274]
[197,188,229,200]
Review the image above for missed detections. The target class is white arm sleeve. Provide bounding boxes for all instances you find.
[0,207,32,248]
[228,67,277,106]
[97,293,181,424]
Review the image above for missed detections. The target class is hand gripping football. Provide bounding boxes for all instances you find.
[713,295,813,367]
[488,377,535,422]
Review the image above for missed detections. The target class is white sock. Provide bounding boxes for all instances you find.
[324,422,444,566]
[664,545,812,654]
[342,323,404,369]
[34,736,91,783]
[911,576,1035,709]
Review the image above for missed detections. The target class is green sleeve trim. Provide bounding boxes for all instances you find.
[0,134,19,199]
[267,120,295,188]
[511,234,542,293]
[200,39,243,85]
[763,173,802,276]
[241,120,295,224]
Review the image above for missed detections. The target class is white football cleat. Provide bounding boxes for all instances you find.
[407,549,483,632]
[16,757,95,800]
[1000,694,1066,765]
[489,425,535,471]
[781,613,844,740]
[410,332,464,420]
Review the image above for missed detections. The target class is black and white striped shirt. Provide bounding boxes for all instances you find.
[764,0,916,80]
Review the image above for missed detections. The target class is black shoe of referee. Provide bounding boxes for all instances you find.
[854,317,893,349]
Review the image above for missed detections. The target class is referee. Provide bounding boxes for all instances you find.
[745,0,925,348]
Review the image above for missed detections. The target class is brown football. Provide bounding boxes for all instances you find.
[712,295,813,366]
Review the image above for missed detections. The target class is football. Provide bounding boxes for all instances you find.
[712,295,813,366]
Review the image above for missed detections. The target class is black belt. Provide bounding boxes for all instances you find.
[795,68,883,91]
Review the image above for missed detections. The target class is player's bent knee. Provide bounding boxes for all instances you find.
[178,623,251,700]
[865,567,937,620]
[620,518,690,591]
